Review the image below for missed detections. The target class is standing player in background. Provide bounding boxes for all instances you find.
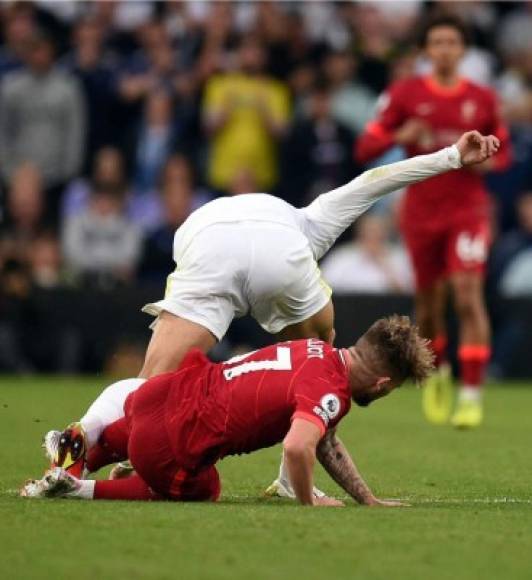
[356,16,511,428]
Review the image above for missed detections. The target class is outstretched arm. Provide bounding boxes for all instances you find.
[316,429,405,507]
[283,419,345,507]
[300,131,500,260]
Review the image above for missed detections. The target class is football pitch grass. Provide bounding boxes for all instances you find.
[1,377,531,580]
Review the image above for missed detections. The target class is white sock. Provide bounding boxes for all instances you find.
[80,378,146,448]
[67,479,95,500]
[459,386,482,403]
[278,453,291,488]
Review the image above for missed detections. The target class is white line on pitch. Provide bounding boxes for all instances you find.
[407,497,532,505]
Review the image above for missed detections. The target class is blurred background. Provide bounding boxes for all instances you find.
[0,0,531,378]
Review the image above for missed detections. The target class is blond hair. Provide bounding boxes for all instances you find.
[363,315,434,384]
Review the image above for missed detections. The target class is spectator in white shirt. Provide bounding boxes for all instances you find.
[62,182,141,288]
[320,213,413,294]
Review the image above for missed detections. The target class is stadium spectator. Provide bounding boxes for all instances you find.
[62,146,129,218]
[140,169,194,285]
[496,2,532,81]
[495,4,532,130]
[321,214,413,295]
[193,2,236,84]
[346,3,396,94]
[203,36,290,192]
[62,17,119,172]
[496,191,532,297]
[0,29,85,219]
[62,183,141,289]
[94,1,155,35]
[0,255,80,373]
[281,82,356,206]
[0,258,35,373]
[130,153,211,235]
[133,89,177,193]
[322,50,376,135]
[0,163,46,265]
[118,21,185,103]
[0,3,35,78]
[28,231,63,289]
[157,153,211,210]
[490,189,532,378]
[139,156,203,284]
[256,7,328,81]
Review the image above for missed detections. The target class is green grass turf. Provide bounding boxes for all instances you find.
[1,377,531,580]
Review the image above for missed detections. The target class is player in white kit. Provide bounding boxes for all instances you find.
[44,131,500,498]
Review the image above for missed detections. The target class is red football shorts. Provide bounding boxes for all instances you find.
[124,377,221,502]
[401,216,491,290]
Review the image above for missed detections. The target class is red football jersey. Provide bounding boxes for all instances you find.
[158,339,351,472]
[356,76,511,228]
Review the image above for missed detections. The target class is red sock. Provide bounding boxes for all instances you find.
[94,475,161,501]
[458,345,491,387]
[431,334,448,368]
[86,417,130,473]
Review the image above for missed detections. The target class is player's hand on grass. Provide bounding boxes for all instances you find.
[313,495,345,507]
[455,131,500,166]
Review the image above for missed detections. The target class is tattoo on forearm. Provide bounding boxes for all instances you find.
[316,430,375,505]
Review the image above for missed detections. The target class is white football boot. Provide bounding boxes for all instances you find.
[20,467,82,498]
[264,478,325,499]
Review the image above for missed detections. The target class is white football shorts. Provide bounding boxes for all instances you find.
[142,220,331,340]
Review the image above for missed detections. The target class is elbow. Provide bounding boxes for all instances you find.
[283,440,315,461]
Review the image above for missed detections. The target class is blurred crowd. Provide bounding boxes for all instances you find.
[0,1,532,373]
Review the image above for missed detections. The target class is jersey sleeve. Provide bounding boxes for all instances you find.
[355,82,408,164]
[485,90,512,172]
[292,377,348,436]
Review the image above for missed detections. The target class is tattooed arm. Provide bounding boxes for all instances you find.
[316,429,405,507]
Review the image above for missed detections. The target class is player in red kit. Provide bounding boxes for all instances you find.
[22,316,434,506]
[355,16,511,428]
